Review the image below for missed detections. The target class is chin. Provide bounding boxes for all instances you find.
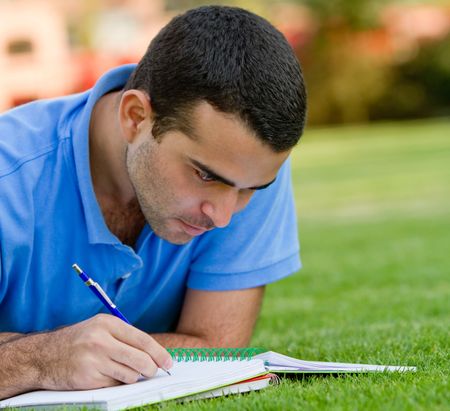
[165,234,193,245]
[152,226,193,245]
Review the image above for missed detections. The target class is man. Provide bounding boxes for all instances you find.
[0,5,306,398]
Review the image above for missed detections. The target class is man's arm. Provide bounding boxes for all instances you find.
[151,286,265,347]
[0,333,22,344]
[0,314,172,400]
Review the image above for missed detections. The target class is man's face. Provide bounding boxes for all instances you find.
[126,101,290,245]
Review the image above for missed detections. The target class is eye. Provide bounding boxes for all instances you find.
[196,169,216,182]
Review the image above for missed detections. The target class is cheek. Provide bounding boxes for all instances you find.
[236,191,254,212]
[171,176,204,208]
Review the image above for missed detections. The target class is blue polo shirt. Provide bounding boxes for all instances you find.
[0,65,301,334]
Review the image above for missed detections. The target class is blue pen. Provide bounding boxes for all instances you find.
[72,263,171,376]
[72,263,130,323]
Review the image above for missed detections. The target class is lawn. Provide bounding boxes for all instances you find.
[157,118,449,410]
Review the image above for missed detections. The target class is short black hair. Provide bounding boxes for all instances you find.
[125,5,307,152]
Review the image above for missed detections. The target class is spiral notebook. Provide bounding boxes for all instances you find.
[167,347,416,373]
[0,348,415,410]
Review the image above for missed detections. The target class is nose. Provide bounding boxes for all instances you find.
[201,189,241,228]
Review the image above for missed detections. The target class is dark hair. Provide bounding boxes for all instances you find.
[125,5,307,152]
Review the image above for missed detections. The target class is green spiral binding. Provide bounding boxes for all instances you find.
[167,347,266,362]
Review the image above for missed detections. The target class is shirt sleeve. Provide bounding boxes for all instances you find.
[187,158,301,291]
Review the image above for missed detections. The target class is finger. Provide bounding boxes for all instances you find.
[98,359,141,385]
[107,317,172,371]
[108,339,158,378]
[91,374,123,389]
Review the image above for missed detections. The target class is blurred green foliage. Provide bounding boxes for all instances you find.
[298,29,391,124]
[302,32,450,125]
[300,0,387,28]
[370,36,450,120]
[293,0,450,125]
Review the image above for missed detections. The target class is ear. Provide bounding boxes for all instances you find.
[118,90,153,143]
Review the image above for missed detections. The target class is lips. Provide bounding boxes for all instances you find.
[178,219,209,236]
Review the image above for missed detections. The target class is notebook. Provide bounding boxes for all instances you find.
[0,348,416,410]
[167,347,417,373]
[183,374,275,401]
[0,359,268,410]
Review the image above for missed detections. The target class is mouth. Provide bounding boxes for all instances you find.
[178,219,210,236]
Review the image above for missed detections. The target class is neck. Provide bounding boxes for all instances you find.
[89,91,136,207]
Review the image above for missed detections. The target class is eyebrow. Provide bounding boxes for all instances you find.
[191,159,276,191]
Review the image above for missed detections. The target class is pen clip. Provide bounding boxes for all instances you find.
[92,281,116,308]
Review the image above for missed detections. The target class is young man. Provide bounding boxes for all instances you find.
[0,6,306,397]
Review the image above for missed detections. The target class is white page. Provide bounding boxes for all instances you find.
[0,360,267,410]
[255,351,416,372]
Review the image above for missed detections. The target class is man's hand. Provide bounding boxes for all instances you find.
[0,314,172,399]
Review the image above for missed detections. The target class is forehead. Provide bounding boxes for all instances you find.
[163,101,290,187]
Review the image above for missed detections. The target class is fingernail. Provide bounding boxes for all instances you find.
[164,358,173,370]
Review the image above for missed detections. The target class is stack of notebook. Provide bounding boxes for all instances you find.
[0,348,416,410]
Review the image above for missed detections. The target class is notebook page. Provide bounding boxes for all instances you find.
[255,351,416,373]
[0,360,267,410]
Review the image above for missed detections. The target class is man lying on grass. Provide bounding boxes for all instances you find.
[0,5,306,397]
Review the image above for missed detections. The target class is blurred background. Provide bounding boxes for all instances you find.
[0,0,448,122]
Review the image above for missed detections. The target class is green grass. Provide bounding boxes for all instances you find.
[158,118,450,410]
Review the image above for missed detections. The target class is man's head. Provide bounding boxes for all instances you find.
[119,6,307,244]
[124,5,307,151]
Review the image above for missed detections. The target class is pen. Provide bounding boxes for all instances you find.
[72,263,171,376]
[72,263,130,323]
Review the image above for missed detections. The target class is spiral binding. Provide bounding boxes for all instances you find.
[167,347,266,362]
